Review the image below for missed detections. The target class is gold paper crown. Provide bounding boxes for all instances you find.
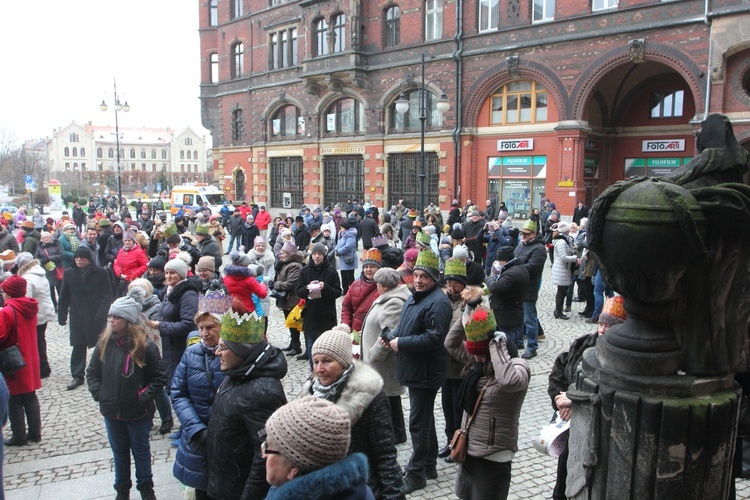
[162,222,177,237]
[221,310,266,344]
[416,231,431,246]
[198,290,233,316]
[362,248,382,265]
[443,257,467,279]
[463,304,497,342]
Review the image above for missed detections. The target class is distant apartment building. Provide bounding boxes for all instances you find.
[199,0,750,216]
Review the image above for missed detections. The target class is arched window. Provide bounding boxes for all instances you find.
[72,147,78,157]
[180,150,185,160]
[332,14,346,53]
[162,149,168,159]
[490,81,548,124]
[80,147,86,156]
[108,148,114,158]
[324,98,365,136]
[271,105,304,139]
[97,148,103,158]
[315,19,328,56]
[140,148,146,159]
[232,109,246,142]
[64,147,70,156]
[390,89,444,132]
[210,53,219,83]
[130,148,136,158]
[231,43,244,79]
[385,6,400,48]
[151,149,157,159]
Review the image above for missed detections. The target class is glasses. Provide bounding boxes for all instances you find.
[216,343,230,353]
[261,441,280,458]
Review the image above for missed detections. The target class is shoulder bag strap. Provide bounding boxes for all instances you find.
[463,379,491,432]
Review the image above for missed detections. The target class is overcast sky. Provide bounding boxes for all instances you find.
[0,0,210,145]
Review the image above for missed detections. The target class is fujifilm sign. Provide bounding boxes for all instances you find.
[642,139,685,152]
[498,138,534,151]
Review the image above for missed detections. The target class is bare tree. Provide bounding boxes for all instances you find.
[0,134,48,197]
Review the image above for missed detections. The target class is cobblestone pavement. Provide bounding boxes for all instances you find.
[5,257,750,499]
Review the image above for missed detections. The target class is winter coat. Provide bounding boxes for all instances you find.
[513,237,547,302]
[362,285,410,397]
[58,263,113,347]
[159,279,200,374]
[0,229,19,253]
[171,341,225,490]
[551,234,577,287]
[208,220,224,242]
[240,223,260,252]
[207,342,287,500]
[444,328,530,457]
[0,296,41,395]
[266,454,375,500]
[96,228,113,264]
[113,245,149,283]
[255,210,271,231]
[59,233,82,268]
[86,337,166,421]
[103,234,124,267]
[197,235,223,272]
[17,260,56,325]
[466,260,486,286]
[486,258,530,329]
[548,332,598,411]
[302,362,403,500]
[462,219,485,263]
[223,265,268,314]
[341,278,379,333]
[359,216,379,248]
[228,214,244,237]
[444,288,470,380]
[391,283,452,389]
[335,228,358,272]
[248,248,275,283]
[273,251,304,311]
[295,255,342,335]
[273,235,293,260]
[294,224,311,251]
[35,239,63,275]
[21,229,41,256]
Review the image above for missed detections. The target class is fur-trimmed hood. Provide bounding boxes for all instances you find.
[302,360,383,425]
[17,258,43,277]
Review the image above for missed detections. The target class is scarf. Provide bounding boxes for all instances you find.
[200,340,219,355]
[311,364,355,402]
[456,362,485,414]
[67,233,80,252]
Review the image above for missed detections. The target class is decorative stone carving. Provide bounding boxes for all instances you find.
[326,77,343,93]
[305,81,320,96]
[628,38,645,63]
[507,56,520,78]
[508,0,520,17]
[278,91,287,103]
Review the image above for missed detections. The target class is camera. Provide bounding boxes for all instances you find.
[380,327,396,343]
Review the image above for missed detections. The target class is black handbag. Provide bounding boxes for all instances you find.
[0,308,26,376]
[270,289,289,300]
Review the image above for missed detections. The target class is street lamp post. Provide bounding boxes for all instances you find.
[99,79,130,213]
[395,54,450,214]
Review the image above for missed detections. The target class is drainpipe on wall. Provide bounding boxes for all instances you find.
[451,0,464,203]
[704,0,712,118]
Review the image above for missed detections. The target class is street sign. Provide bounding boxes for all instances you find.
[25,175,32,183]
[25,174,33,191]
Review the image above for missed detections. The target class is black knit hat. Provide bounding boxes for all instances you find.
[73,246,93,260]
[148,255,166,272]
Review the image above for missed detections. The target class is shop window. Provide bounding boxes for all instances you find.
[650,90,684,118]
[425,0,443,41]
[385,6,400,48]
[390,90,444,133]
[479,0,499,31]
[490,81,548,125]
[271,105,304,140]
[487,156,547,219]
[324,98,365,136]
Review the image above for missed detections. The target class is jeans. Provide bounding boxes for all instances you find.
[104,415,154,489]
[8,392,41,442]
[405,387,439,478]
[592,270,614,318]
[70,344,89,380]
[155,389,172,423]
[227,233,241,253]
[522,300,540,351]
[304,331,323,369]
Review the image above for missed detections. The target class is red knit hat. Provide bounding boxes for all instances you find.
[1,275,27,298]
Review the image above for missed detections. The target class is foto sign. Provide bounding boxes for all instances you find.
[498,138,534,151]
[642,139,685,152]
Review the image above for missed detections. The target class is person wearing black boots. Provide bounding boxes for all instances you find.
[272,241,305,356]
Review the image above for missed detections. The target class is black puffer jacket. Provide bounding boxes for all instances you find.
[207,342,287,500]
[513,237,547,302]
[485,258,530,329]
[295,254,342,335]
[159,279,200,375]
[86,337,166,421]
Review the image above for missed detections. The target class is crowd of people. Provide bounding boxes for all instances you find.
[0,193,622,500]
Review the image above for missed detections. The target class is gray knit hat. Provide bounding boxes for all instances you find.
[373,267,401,289]
[196,256,215,272]
[164,257,188,279]
[311,326,352,369]
[265,396,351,473]
[108,296,143,325]
[229,250,252,267]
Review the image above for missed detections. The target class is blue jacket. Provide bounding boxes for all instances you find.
[335,228,358,271]
[391,283,452,389]
[171,340,225,490]
[266,453,375,500]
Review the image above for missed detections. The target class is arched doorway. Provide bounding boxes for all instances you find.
[234,169,245,202]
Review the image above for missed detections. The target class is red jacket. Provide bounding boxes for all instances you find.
[223,265,268,314]
[0,296,41,395]
[255,210,271,231]
[114,245,149,283]
[341,278,379,333]
[237,205,251,219]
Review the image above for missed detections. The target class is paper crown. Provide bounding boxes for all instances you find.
[162,222,177,237]
[362,248,382,267]
[463,304,496,355]
[408,209,417,218]
[195,223,209,235]
[371,234,389,248]
[443,257,467,280]
[416,231,431,246]
[198,290,233,317]
[221,309,266,344]
[599,295,627,327]
[414,249,439,271]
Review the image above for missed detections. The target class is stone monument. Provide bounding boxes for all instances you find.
[567,114,750,499]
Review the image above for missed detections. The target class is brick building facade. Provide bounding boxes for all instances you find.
[199,0,750,218]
